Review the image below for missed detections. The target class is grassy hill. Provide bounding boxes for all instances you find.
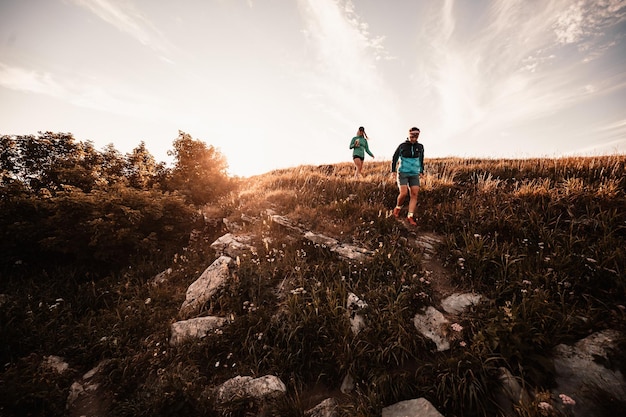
[1,156,625,416]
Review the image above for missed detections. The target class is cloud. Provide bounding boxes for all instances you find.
[68,0,175,58]
[555,0,626,43]
[0,63,66,97]
[296,0,399,127]
[0,62,162,118]
[415,0,626,145]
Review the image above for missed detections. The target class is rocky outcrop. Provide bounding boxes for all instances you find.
[382,398,444,417]
[304,231,374,261]
[305,397,338,417]
[215,374,287,404]
[178,255,234,318]
[170,316,228,346]
[413,306,451,351]
[170,216,625,417]
[552,330,626,417]
[210,233,256,258]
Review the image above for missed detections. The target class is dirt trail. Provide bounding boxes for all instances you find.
[410,231,462,301]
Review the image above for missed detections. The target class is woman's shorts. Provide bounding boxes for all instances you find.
[397,172,420,187]
[353,156,364,161]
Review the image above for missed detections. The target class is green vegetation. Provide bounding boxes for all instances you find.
[1,136,625,417]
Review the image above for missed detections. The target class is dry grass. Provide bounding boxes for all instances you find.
[2,155,625,417]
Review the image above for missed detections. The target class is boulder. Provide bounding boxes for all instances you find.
[170,316,228,346]
[215,375,286,404]
[179,256,233,318]
[413,307,450,351]
[382,398,444,417]
[441,293,483,315]
[305,397,338,417]
[552,330,626,417]
[210,233,256,258]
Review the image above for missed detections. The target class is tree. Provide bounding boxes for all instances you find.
[167,131,232,205]
[125,141,161,189]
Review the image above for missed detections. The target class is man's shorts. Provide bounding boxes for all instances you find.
[397,172,420,187]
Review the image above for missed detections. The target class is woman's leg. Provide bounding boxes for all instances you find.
[353,158,363,177]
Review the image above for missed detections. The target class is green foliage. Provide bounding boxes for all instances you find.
[166,131,232,205]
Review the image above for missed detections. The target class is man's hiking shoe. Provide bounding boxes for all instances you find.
[406,216,417,226]
[393,207,401,218]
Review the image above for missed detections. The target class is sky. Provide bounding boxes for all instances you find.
[1,0,625,177]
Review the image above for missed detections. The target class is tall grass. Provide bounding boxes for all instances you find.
[1,155,624,417]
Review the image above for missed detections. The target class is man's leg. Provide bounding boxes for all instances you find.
[407,185,420,217]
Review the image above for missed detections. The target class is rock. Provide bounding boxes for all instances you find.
[340,373,355,394]
[42,355,70,374]
[305,398,338,417]
[332,243,374,262]
[305,231,374,261]
[66,360,112,417]
[151,267,172,287]
[382,398,444,417]
[170,316,228,346]
[494,367,530,417]
[223,218,242,233]
[414,233,443,259]
[210,233,256,258]
[552,330,626,417]
[347,292,368,335]
[179,256,234,318]
[441,293,483,315]
[216,375,286,404]
[266,211,305,233]
[413,306,450,351]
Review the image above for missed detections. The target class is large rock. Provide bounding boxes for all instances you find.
[305,397,338,417]
[170,316,228,346]
[413,306,450,351]
[552,330,626,417]
[215,375,286,404]
[382,398,444,417]
[210,233,256,258]
[441,293,482,315]
[179,256,233,318]
[305,231,373,261]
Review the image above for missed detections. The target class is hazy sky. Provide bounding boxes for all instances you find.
[1,0,625,177]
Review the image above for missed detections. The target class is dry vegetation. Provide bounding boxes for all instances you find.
[1,154,625,416]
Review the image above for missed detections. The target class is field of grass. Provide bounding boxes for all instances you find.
[1,155,625,416]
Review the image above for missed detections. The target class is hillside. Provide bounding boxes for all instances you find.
[1,156,625,417]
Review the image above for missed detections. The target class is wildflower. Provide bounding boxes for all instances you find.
[459,341,467,347]
[538,402,552,413]
[451,323,463,332]
[522,280,532,285]
[559,393,576,405]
